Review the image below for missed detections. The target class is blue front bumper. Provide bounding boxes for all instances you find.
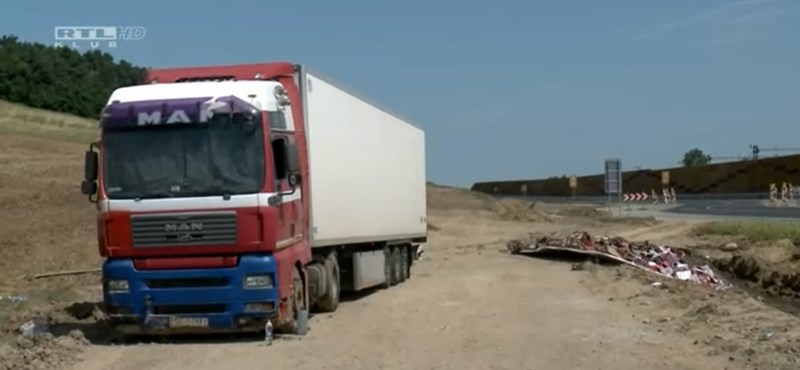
[102,254,279,334]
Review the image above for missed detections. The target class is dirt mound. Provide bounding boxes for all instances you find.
[0,331,88,370]
[426,183,498,211]
[490,198,551,223]
[426,183,550,222]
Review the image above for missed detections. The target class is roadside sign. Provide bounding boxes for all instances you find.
[604,159,622,194]
[661,171,670,185]
[569,176,577,189]
[521,184,527,196]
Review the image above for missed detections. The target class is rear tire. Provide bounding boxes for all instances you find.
[390,246,402,286]
[381,246,392,289]
[400,244,410,282]
[315,252,340,313]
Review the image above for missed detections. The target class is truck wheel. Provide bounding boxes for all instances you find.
[315,253,340,312]
[400,244,410,282]
[277,266,305,334]
[381,246,392,289]
[390,246,402,286]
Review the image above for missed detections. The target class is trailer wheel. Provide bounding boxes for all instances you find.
[381,246,392,289]
[390,246,402,286]
[400,244,410,282]
[315,252,340,312]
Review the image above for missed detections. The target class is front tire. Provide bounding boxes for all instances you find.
[276,266,305,334]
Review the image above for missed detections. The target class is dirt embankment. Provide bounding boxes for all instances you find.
[580,262,800,370]
[497,221,800,370]
[687,237,800,315]
[426,182,657,227]
[426,183,552,223]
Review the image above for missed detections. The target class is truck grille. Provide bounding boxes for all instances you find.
[131,212,237,248]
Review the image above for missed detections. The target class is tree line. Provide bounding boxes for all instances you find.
[0,34,147,119]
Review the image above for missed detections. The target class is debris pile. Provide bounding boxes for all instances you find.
[0,330,89,370]
[507,231,732,291]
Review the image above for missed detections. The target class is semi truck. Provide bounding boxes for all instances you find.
[79,62,428,334]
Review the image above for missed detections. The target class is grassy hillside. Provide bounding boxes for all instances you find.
[0,100,98,143]
[0,100,99,291]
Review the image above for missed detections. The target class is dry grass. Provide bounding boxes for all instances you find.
[0,100,100,288]
[0,100,98,143]
[692,220,800,243]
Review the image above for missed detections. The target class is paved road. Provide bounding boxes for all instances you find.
[664,199,800,219]
[498,195,800,219]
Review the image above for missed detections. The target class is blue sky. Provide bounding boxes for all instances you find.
[2,0,799,187]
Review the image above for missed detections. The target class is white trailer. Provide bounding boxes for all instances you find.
[295,67,428,310]
[303,71,428,247]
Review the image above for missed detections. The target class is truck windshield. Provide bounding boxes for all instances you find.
[102,114,265,199]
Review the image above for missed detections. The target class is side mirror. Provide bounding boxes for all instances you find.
[285,142,300,173]
[82,144,99,202]
[84,150,98,181]
[275,139,301,197]
[81,180,98,196]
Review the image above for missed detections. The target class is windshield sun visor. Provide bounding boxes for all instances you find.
[101,95,261,130]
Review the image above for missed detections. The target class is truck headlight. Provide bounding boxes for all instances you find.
[107,280,129,293]
[244,275,273,289]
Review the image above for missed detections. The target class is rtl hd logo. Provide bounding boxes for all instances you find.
[54,26,146,50]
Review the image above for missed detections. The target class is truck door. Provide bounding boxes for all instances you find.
[270,112,304,250]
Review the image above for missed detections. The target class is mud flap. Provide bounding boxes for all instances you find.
[412,244,424,260]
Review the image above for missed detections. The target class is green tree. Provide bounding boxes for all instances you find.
[681,148,712,167]
[0,34,147,118]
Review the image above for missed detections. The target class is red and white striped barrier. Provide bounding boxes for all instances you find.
[623,192,649,202]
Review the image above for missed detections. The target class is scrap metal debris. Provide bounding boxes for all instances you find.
[507,231,732,291]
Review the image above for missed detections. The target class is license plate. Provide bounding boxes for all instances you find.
[168,316,209,328]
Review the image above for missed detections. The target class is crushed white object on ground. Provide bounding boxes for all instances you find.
[506,231,732,291]
[19,315,50,337]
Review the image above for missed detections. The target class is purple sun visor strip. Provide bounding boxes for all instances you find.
[100,95,260,130]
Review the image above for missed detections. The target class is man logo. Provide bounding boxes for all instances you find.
[164,222,204,233]
[138,109,215,126]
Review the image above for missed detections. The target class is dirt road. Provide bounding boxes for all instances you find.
[2,115,799,369]
[68,212,743,370]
